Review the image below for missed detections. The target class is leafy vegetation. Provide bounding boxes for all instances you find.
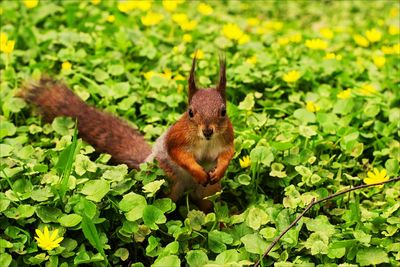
[1,0,399,266]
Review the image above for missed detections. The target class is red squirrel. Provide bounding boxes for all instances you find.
[21,56,234,212]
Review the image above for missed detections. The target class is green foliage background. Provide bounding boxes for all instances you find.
[1,0,399,266]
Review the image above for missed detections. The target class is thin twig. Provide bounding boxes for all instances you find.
[254,176,400,267]
[255,198,316,267]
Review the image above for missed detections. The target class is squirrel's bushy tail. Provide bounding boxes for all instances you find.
[21,77,151,169]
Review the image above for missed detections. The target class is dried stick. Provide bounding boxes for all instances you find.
[254,176,400,267]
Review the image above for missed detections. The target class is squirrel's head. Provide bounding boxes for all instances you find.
[186,54,229,141]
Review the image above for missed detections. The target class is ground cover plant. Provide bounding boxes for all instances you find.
[1,0,399,266]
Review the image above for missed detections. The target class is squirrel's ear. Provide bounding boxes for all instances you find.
[216,54,226,100]
[188,54,198,102]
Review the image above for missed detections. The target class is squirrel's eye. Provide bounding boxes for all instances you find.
[221,107,226,117]
[188,108,194,118]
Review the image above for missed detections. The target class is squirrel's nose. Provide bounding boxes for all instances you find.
[202,128,213,139]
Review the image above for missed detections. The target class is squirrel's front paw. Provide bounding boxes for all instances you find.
[209,169,224,184]
[194,171,209,187]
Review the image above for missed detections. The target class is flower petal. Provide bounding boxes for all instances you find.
[35,229,44,240]
[53,237,64,244]
[44,226,49,238]
[50,229,59,241]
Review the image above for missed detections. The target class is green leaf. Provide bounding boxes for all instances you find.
[143,205,166,230]
[114,248,129,261]
[304,232,329,255]
[0,253,12,267]
[94,68,109,82]
[142,179,165,197]
[75,154,97,176]
[152,255,180,267]
[149,75,168,89]
[35,206,63,223]
[238,93,255,110]
[81,179,110,202]
[52,117,74,136]
[188,210,205,231]
[3,204,36,219]
[356,248,389,266]
[186,250,208,267]
[294,108,316,124]
[119,192,147,222]
[0,120,16,139]
[208,230,233,253]
[246,206,269,230]
[250,146,274,166]
[305,215,335,238]
[215,250,239,265]
[56,124,79,199]
[0,144,13,158]
[102,165,128,182]
[58,214,82,227]
[108,64,124,76]
[240,233,268,254]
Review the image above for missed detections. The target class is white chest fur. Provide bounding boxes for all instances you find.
[190,137,224,164]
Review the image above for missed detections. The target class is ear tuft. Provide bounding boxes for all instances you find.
[188,52,198,102]
[217,53,226,100]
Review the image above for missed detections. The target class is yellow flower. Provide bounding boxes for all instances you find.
[381,45,393,54]
[239,155,251,168]
[91,0,101,5]
[277,37,290,46]
[136,1,152,11]
[107,15,115,23]
[182,34,192,43]
[238,34,250,45]
[163,0,178,12]
[23,0,39,9]
[337,89,352,99]
[305,38,328,50]
[264,20,283,31]
[372,55,385,68]
[118,1,136,13]
[118,0,152,13]
[393,43,400,54]
[358,84,377,96]
[197,3,213,16]
[353,34,369,47]
[390,7,398,18]
[246,55,257,65]
[289,32,302,43]
[283,70,301,83]
[61,61,72,71]
[161,69,172,80]
[172,13,188,24]
[0,33,15,54]
[389,25,399,35]
[365,28,382,43]
[363,168,389,188]
[0,32,7,46]
[324,52,341,60]
[144,71,155,80]
[141,12,163,26]
[35,226,63,251]
[247,18,260,26]
[179,20,197,31]
[222,23,244,41]
[173,74,185,81]
[306,101,320,113]
[191,50,204,59]
[320,27,333,39]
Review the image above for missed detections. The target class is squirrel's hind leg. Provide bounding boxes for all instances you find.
[190,182,221,213]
